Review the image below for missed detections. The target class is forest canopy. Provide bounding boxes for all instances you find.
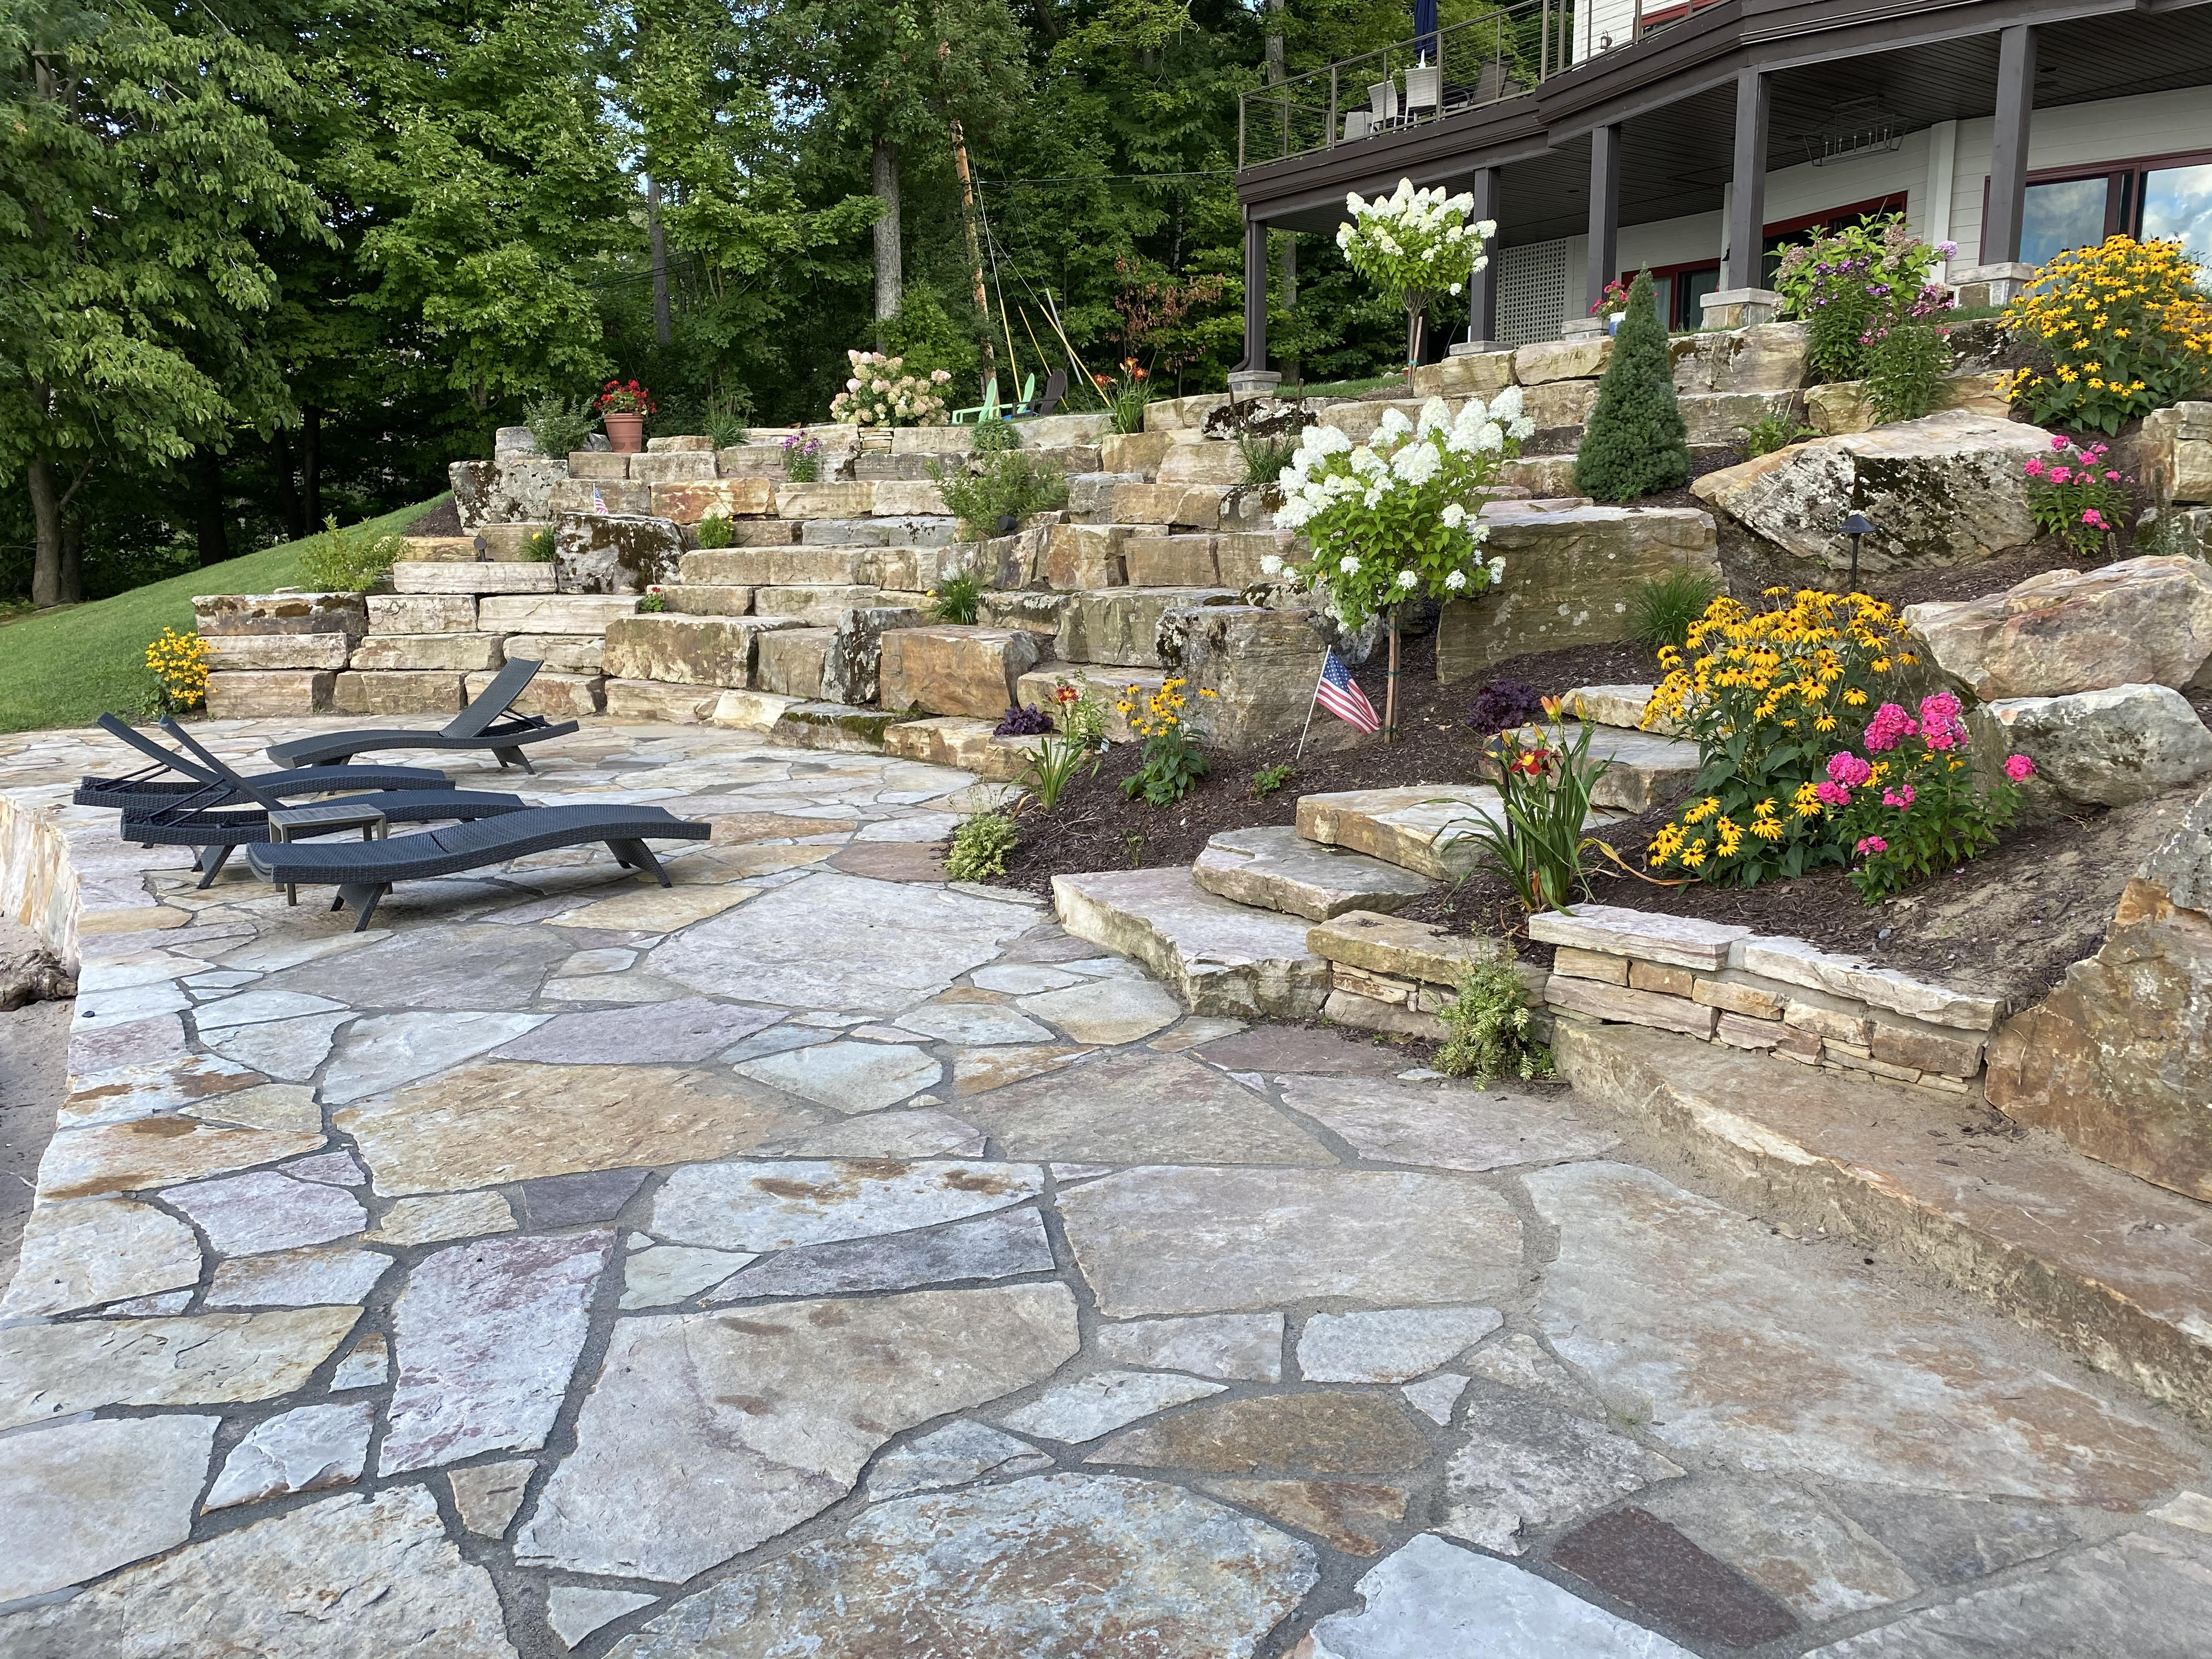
[1,0,1451,606]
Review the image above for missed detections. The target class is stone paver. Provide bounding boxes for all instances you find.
[3,718,2209,1657]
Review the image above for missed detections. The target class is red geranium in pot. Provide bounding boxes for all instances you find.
[595,380,657,453]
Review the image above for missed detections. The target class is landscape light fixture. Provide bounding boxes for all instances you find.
[1838,511,1876,590]
[472,533,489,562]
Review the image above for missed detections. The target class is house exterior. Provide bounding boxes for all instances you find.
[1233,0,2212,373]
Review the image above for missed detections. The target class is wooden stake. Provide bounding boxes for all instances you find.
[1384,612,1401,743]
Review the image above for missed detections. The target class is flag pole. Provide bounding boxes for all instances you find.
[1294,648,1330,760]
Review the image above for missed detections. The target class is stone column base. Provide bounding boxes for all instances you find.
[1450,340,1505,356]
[1561,317,1608,340]
[1700,287,1783,329]
[1950,262,2036,308]
[1227,370,1283,398]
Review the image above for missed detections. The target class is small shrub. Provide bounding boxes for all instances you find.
[636,585,668,614]
[1249,763,1295,798]
[1445,704,1613,912]
[1572,272,1689,503]
[2002,235,2212,436]
[1626,570,1723,652]
[521,527,558,562]
[930,450,1068,541]
[1742,411,1815,458]
[970,420,1020,454]
[1238,433,1299,486]
[1466,678,1544,735]
[1098,358,1153,435]
[703,396,752,449]
[782,433,823,482]
[946,810,1019,881]
[694,514,735,549]
[1825,693,2030,904]
[2025,436,2132,555]
[299,516,404,593]
[830,349,953,426]
[995,704,1053,736]
[143,627,210,714]
[521,392,594,458]
[928,569,983,625]
[1436,948,1554,1086]
[1773,215,1953,382]
[1864,320,1952,424]
[1119,676,1215,805]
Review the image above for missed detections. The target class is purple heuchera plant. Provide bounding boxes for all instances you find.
[994,704,1054,736]
[1467,678,1544,734]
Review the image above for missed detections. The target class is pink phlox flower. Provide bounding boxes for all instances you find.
[2104,470,2121,482]
[2050,432,2070,450]
[1863,704,1917,753]
[1918,691,1965,752]
[1882,785,1915,809]
[2023,457,2046,477]
[1855,836,1888,855]
[1826,751,1874,787]
[2082,509,2106,528]
[1815,780,1852,806]
[2048,466,2072,484]
[2004,753,2036,782]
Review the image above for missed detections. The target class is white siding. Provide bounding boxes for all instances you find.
[1576,0,1641,64]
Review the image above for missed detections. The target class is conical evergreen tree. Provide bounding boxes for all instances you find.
[1572,270,1691,502]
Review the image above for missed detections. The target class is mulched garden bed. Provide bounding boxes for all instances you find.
[409,498,464,536]
[994,532,2177,1003]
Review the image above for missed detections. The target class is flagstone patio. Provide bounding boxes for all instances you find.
[3,719,2211,1656]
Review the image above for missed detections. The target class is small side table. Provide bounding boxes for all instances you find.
[267,803,388,905]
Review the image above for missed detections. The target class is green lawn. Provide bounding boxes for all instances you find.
[0,498,443,736]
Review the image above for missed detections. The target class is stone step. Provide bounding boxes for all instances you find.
[1564,683,1681,737]
[1014,665,1167,742]
[767,702,920,755]
[752,584,905,623]
[1294,786,1508,880]
[601,613,802,689]
[878,625,1056,720]
[1192,826,1436,921]
[1052,867,1330,1019]
[351,632,504,673]
[1066,477,1256,533]
[1122,530,1294,590]
[1061,587,1242,668]
[883,715,1045,783]
[1555,1020,2212,1429]
[1509,722,1703,814]
[679,544,963,590]
[476,594,639,634]
[663,584,754,617]
[462,668,604,718]
[390,561,555,596]
[755,627,836,698]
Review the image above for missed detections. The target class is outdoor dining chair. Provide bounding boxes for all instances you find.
[1403,64,1442,123]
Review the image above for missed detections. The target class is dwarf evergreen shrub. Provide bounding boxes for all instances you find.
[1572,271,1690,503]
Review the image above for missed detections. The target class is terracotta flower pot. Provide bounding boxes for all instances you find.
[603,411,646,453]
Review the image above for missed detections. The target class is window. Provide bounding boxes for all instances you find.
[2022,177,2112,267]
[2144,162,2212,259]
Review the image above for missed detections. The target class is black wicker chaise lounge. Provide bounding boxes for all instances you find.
[262,657,578,773]
[123,719,532,887]
[245,805,712,929]
[76,714,453,811]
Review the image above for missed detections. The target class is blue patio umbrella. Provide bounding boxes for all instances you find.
[1414,0,1439,61]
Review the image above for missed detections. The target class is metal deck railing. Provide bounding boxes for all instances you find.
[1238,1,1576,171]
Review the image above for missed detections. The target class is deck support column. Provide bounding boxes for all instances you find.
[1464,166,1502,351]
[1956,23,2040,306]
[1703,69,1783,329]
[1581,125,1620,335]
[1230,213,1282,395]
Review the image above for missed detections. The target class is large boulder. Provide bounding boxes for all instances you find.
[1435,503,1721,684]
[1158,604,1335,750]
[1668,322,1809,394]
[449,456,568,528]
[1983,685,2212,807]
[554,514,687,594]
[2140,402,2212,506]
[1985,783,2212,1200]
[1689,409,2050,569]
[821,606,926,705]
[1904,556,2212,698]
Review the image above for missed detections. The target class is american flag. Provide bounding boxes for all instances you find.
[591,486,608,514]
[1314,648,1379,733]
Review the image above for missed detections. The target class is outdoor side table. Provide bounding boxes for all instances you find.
[266,802,388,905]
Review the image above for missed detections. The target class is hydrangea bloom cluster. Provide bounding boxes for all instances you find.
[829,351,953,427]
[1338,179,1496,363]
[1268,392,1533,628]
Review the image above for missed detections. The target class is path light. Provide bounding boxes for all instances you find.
[1838,511,1876,591]
[472,533,489,562]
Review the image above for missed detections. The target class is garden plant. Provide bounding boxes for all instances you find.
[1017,680,1107,811]
[1573,272,1689,503]
[693,513,735,549]
[2023,436,2131,555]
[1337,178,1494,366]
[830,349,953,426]
[930,446,1067,540]
[927,569,984,625]
[2001,235,2212,435]
[1773,215,1955,384]
[143,627,210,715]
[1436,948,1555,1086]
[1821,693,2034,903]
[521,393,594,458]
[946,810,1020,881]
[781,433,824,481]
[1447,699,1613,913]
[1273,391,1529,738]
[1118,677,1216,805]
[299,516,404,593]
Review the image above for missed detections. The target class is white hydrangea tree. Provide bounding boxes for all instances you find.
[1267,391,1535,740]
[1338,179,1497,366]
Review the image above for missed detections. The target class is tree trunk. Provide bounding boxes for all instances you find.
[272,427,307,542]
[1384,612,1401,743]
[647,174,672,347]
[871,138,902,345]
[948,120,998,400]
[1264,0,1286,86]
[302,409,323,526]
[194,448,229,568]
[58,514,82,605]
[26,458,62,608]
[1404,301,1426,368]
